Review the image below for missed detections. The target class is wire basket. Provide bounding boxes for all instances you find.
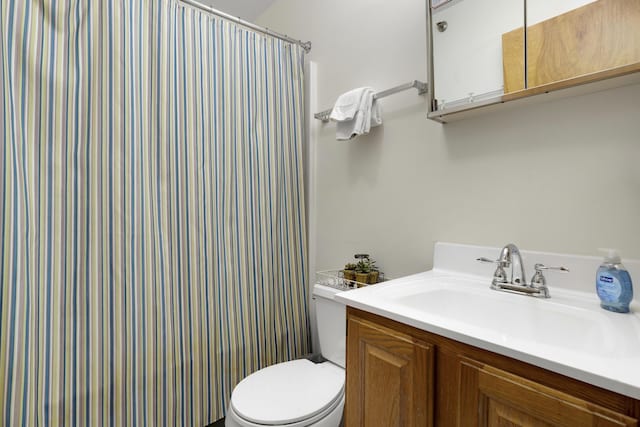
[316,269,387,291]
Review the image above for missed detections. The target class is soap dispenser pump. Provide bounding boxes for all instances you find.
[596,249,634,313]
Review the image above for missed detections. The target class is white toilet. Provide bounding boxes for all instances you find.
[225,284,346,427]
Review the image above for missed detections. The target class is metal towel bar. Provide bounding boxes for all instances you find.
[314,80,428,123]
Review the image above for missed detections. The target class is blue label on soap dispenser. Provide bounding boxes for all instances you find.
[597,272,622,302]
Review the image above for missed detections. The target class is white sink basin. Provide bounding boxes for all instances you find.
[386,276,640,358]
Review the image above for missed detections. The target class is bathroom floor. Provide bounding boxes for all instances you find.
[207,418,225,427]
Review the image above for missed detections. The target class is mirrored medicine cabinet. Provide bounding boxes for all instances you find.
[427,0,640,123]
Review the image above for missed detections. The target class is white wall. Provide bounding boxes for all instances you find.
[199,0,275,20]
[528,0,597,25]
[257,1,640,286]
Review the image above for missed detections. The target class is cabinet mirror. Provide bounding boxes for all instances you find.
[428,0,640,122]
[429,0,525,111]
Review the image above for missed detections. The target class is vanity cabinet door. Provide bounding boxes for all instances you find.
[345,313,434,427]
[458,361,638,427]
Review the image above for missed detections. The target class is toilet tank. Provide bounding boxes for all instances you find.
[312,284,346,368]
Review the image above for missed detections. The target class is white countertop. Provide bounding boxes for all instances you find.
[334,242,640,399]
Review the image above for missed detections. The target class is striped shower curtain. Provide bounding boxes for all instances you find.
[0,0,310,425]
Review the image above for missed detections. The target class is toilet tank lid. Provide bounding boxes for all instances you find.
[312,283,345,300]
[230,359,344,425]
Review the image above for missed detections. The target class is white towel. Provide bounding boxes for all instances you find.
[329,87,367,122]
[329,87,382,140]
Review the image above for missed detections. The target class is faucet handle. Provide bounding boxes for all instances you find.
[476,257,499,264]
[531,263,569,288]
[477,256,511,267]
[477,257,510,265]
[534,263,569,273]
[477,257,508,284]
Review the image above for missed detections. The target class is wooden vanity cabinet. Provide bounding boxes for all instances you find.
[346,307,640,427]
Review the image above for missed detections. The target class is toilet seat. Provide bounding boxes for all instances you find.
[230,359,344,426]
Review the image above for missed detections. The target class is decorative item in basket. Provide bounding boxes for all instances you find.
[343,263,357,282]
[342,253,382,287]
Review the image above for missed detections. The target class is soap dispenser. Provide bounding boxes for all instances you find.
[596,249,634,313]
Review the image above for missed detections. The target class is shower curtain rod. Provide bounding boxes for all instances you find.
[178,0,312,53]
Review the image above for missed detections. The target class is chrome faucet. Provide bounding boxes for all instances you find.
[477,243,568,298]
[497,243,526,286]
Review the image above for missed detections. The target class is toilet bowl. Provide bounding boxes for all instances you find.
[225,359,344,427]
[226,284,346,427]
